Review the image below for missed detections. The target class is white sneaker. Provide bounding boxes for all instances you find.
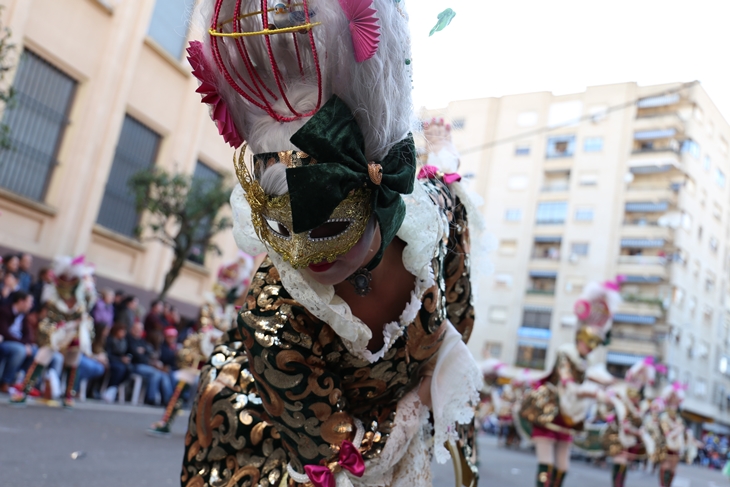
[103,386,118,403]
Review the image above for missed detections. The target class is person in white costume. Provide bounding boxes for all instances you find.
[10,256,96,408]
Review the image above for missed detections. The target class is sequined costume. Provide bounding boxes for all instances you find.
[644,384,698,487]
[181,175,480,487]
[600,358,656,487]
[11,256,96,408]
[519,280,621,487]
[180,1,483,485]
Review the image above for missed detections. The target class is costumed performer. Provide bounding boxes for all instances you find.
[180,1,484,486]
[520,280,621,487]
[476,358,505,433]
[652,383,697,487]
[148,253,254,435]
[10,256,96,408]
[603,357,657,487]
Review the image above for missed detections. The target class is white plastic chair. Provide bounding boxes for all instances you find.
[130,373,146,406]
[78,379,88,402]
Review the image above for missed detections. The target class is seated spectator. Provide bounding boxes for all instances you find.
[2,254,19,276]
[144,300,167,351]
[29,268,51,313]
[104,323,132,402]
[0,272,19,305]
[0,291,36,392]
[159,326,179,372]
[117,296,138,331]
[92,289,115,337]
[16,253,33,293]
[127,321,172,405]
[74,351,107,399]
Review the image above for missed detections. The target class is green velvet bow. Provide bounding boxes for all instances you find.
[287,95,416,269]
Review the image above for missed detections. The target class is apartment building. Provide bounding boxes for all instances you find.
[422,81,730,428]
[0,0,239,315]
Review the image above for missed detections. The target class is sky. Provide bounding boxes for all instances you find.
[407,0,730,123]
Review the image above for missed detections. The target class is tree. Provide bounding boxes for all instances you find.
[0,6,16,150]
[129,167,233,300]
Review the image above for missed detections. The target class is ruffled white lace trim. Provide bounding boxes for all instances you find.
[353,390,433,487]
[231,181,442,361]
[448,181,494,304]
[431,321,483,464]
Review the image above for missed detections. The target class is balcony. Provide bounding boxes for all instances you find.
[540,182,570,193]
[624,186,678,208]
[526,273,557,296]
[621,224,672,241]
[617,300,665,318]
[617,254,669,281]
[633,113,685,133]
[627,150,683,174]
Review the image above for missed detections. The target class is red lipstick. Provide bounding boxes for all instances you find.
[308,261,335,273]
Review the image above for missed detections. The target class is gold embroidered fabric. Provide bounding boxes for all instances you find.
[181,178,477,486]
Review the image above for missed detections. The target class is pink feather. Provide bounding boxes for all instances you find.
[337,0,381,62]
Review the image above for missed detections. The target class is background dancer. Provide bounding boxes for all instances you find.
[520,280,620,487]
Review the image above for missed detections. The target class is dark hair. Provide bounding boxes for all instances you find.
[151,299,164,308]
[9,290,30,305]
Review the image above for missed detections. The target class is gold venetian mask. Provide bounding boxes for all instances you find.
[576,325,603,353]
[56,276,79,301]
[235,146,373,269]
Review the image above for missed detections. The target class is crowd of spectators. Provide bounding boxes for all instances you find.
[0,253,196,407]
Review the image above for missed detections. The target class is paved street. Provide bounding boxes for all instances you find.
[0,397,725,487]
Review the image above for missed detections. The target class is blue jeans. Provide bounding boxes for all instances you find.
[76,355,105,383]
[134,363,172,405]
[0,342,35,384]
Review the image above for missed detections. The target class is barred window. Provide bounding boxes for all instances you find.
[187,161,222,265]
[0,50,76,201]
[522,309,552,329]
[147,0,196,59]
[96,115,160,237]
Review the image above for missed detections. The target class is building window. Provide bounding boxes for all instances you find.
[681,139,700,159]
[578,173,598,186]
[489,306,508,323]
[483,341,503,359]
[536,201,568,225]
[0,50,77,201]
[722,138,729,155]
[516,343,547,369]
[716,168,726,189]
[498,239,518,256]
[522,308,552,329]
[96,115,161,237]
[571,242,589,256]
[546,135,576,158]
[508,174,529,190]
[710,237,719,253]
[583,137,604,152]
[147,0,196,59]
[704,155,712,172]
[515,145,531,156]
[574,207,594,222]
[505,208,523,221]
[451,118,465,130]
[187,162,223,265]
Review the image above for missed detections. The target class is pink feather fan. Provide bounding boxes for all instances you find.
[338,0,381,62]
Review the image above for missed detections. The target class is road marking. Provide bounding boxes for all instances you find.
[672,477,690,487]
